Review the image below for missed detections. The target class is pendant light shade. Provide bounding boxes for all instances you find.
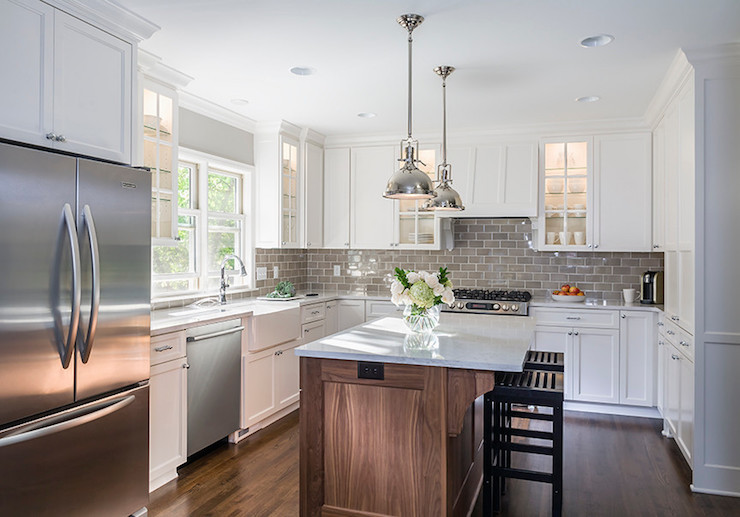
[383,14,435,200]
[422,65,465,211]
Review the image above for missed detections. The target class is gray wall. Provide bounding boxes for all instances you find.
[179,108,254,165]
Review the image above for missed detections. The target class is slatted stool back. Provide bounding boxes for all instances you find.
[523,350,565,372]
[483,369,565,517]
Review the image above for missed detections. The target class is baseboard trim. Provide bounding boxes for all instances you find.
[564,401,661,419]
[230,402,300,443]
[690,485,740,498]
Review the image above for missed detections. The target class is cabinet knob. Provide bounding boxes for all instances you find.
[658,340,664,346]
[679,340,689,347]
[653,245,659,249]
[46,132,57,141]
[183,363,190,369]
[307,242,311,246]
[587,244,592,248]
[594,244,599,249]
[574,331,579,336]
[344,242,349,246]
[281,241,286,245]
[621,314,626,319]
[567,331,573,336]
[671,354,680,360]
[657,322,664,326]
[55,134,66,142]
[667,330,675,335]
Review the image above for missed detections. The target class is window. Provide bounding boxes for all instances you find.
[152,149,253,298]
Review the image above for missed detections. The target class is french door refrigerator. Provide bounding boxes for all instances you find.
[0,140,151,516]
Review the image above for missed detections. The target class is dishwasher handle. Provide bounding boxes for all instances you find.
[186,326,244,343]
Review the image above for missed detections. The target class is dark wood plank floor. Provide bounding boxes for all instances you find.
[149,410,740,517]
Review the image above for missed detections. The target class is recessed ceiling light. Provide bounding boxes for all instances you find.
[230,98,249,106]
[580,34,614,48]
[290,66,316,76]
[575,96,601,103]
[357,112,376,118]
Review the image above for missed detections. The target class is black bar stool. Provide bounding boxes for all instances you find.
[483,369,565,517]
[523,350,565,372]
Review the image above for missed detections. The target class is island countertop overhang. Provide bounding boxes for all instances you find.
[295,312,534,372]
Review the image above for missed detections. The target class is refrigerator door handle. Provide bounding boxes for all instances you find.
[78,204,101,364]
[0,395,134,448]
[51,203,81,369]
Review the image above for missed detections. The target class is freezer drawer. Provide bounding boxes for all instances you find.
[0,384,149,516]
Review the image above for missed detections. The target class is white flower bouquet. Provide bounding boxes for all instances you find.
[390,267,455,313]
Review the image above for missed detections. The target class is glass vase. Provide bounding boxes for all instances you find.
[402,304,441,334]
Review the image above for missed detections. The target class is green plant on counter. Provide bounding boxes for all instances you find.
[267,280,296,298]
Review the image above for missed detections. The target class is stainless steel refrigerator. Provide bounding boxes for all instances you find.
[0,140,151,516]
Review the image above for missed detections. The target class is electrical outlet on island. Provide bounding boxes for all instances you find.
[273,266,279,278]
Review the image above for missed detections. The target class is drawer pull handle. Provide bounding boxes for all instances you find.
[183,363,190,369]
[154,345,173,352]
[658,340,664,345]
[671,354,680,360]
[311,310,320,315]
[657,322,664,326]
[680,340,689,347]
[566,316,581,320]
[667,330,675,335]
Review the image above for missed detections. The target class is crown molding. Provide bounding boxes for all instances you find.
[324,117,649,148]
[684,42,740,64]
[301,128,326,146]
[644,50,693,128]
[44,0,159,42]
[256,120,302,139]
[179,91,257,133]
[138,50,193,89]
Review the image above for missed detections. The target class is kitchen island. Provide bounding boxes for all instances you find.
[295,313,534,517]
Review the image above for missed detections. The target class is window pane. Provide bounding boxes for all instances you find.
[208,217,241,272]
[153,279,191,293]
[152,222,196,275]
[178,164,194,209]
[208,170,237,213]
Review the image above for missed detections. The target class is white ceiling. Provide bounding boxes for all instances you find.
[119,0,740,138]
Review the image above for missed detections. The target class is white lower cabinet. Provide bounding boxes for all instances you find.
[365,300,402,320]
[619,311,656,406]
[242,346,277,429]
[338,299,365,331]
[662,333,694,466]
[274,340,301,409]
[572,328,620,404]
[149,331,187,493]
[532,307,656,407]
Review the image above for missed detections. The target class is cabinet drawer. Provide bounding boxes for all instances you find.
[366,300,402,319]
[676,329,694,362]
[663,319,680,344]
[301,302,326,323]
[150,331,186,366]
[302,320,326,344]
[531,308,619,329]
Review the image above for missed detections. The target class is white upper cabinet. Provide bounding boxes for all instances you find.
[255,122,302,248]
[304,138,324,249]
[0,0,54,147]
[0,1,133,163]
[593,133,652,251]
[652,119,666,250]
[53,11,132,163]
[442,141,538,217]
[323,147,351,249]
[536,132,652,251]
[350,146,396,249]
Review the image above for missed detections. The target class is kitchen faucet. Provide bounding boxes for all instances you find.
[219,254,248,304]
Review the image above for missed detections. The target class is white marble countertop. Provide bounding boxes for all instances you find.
[295,312,535,372]
[530,297,663,312]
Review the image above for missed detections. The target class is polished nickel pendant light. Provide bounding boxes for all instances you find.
[422,65,465,211]
[383,14,436,200]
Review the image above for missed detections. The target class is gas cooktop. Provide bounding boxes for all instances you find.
[442,289,532,316]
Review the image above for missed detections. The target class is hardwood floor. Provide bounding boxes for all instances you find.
[149,410,740,517]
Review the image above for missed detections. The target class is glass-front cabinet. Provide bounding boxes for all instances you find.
[396,147,438,248]
[280,137,299,246]
[143,80,178,243]
[539,138,592,249]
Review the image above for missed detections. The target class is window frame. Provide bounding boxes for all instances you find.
[151,147,255,300]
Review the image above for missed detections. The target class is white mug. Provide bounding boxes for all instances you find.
[559,231,571,245]
[623,288,637,303]
[546,232,556,244]
[574,231,586,245]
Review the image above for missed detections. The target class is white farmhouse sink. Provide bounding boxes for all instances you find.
[247,304,301,351]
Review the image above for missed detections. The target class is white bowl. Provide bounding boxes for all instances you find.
[551,293,586,302]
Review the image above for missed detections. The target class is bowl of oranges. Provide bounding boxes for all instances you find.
[551,284,586,302]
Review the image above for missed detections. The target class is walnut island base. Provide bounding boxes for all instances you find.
[295,314,534,517]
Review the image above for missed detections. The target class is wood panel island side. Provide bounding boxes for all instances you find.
[295,314,534,517]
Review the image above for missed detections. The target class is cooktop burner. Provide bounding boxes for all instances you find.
[443,289,532,316]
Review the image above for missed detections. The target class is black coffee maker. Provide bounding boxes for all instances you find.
[640,271,664,304]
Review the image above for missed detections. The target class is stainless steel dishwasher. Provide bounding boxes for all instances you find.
[186,318,243,456]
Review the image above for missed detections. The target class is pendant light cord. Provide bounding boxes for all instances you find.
[407,30,413,141]
[442,75,447,169]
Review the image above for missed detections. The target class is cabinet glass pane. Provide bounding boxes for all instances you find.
[143,140,157,171]
[399,215,415,244]
[143,89,157,138]
[567,141,588,169]
[282,214,290,240]
[399,199,416,212]
[159,144,173,190]
[290,145,298,176]
[159,95,173,142]
[545,143,565,169]
[545,177,565,195]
